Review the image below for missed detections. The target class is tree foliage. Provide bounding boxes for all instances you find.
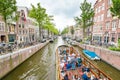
[29,3,59,38]
[43,15,59,35]
[61,27,69,34]
[70,26,74,35]
[110,0,120,18]
[29,3,47,24]
[0,0,17,27]
[74,0,94,40]
[29,3,47,39]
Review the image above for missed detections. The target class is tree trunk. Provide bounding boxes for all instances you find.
[48,28,49,38]
[82,28,86,41]
[5,20,8,43]
[39,23,41,41]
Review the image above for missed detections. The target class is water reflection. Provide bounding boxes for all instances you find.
[2,36,65,80]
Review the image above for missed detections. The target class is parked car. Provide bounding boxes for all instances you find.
[70,41,76,45]
[41,39,46,43]
[76,38,82,42]
[50,38,54,43]
[84,41,90,44]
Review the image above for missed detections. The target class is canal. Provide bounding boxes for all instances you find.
[2,37,120,80]
[2,37,65,80]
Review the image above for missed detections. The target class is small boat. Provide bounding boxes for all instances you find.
[83,50,100,60]
[49,38,54,43]
[56,45,111,80]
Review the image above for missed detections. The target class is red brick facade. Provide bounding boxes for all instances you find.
[93,0,120,45]
[0,16,6,42]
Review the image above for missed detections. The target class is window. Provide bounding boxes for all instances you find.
[19,31,21,34]
[119,20,120,28]
[112,20,117,31]
[0,22,5,31]
[111,33,115,42]
[99,0,102,2]
[95,8,97,14]
[108,0,112,5]
[19,24,21,28]
[98,6,100,13]
[101,14,104,21]
[106,22,110,29]
[102,3,105,10]
[23,30,24,34]
[107,9,111,17]
[99,25,102,30]
[20,37,22,41]
[98,16,100,22]
[22,24,24,28]
[97,8,99,13]
[94,17,96,22]
[112,21,117,28]
[0,23,2,31]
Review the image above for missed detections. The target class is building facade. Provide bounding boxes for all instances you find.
[17,7,36,44]
[17,7,28,44]
[93,0,120,45]
[74,25,83,40]
[0,16,6,43]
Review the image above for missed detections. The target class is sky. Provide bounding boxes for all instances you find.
[16,0,96,31]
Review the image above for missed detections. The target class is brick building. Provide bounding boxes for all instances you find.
[16,7,29,44]
[0,16,6,43]
[74,25,83,40]
[0,16,17,43]
[93,0,120,45]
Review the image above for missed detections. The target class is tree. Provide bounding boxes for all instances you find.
[70,26,74,36]
[29,3,47,40]
[43,15,54,37]
[0,0,17,42]
[110,0,120,47]
[74,0,94,41]
[61,27,69,35]
[110,0,120,18]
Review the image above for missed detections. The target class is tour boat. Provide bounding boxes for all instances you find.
[83,50,100,60]
[56,45,112,80]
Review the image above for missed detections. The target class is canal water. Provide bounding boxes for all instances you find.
[2,37,65,80]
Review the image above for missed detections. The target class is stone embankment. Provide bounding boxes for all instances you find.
[77,43,120,70]
[0,41,49,79]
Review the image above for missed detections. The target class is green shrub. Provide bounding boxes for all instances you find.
[80,41,84,44]
[109,46,120,51]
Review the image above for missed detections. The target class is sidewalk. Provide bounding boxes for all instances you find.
[0,41,49,58]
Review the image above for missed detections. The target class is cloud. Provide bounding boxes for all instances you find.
[16,0,95,31]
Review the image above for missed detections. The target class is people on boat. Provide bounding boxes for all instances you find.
[75,74,79,80]
[59,47,101,80]
[82,72,89,80]
[72,75,76,80]
[64,73,69,80]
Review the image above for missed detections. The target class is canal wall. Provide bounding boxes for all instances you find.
[77,43,120,71]
[0,41,49,79]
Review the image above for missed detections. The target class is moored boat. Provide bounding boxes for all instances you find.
[56,45,112,80]
[83,50,100,60]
